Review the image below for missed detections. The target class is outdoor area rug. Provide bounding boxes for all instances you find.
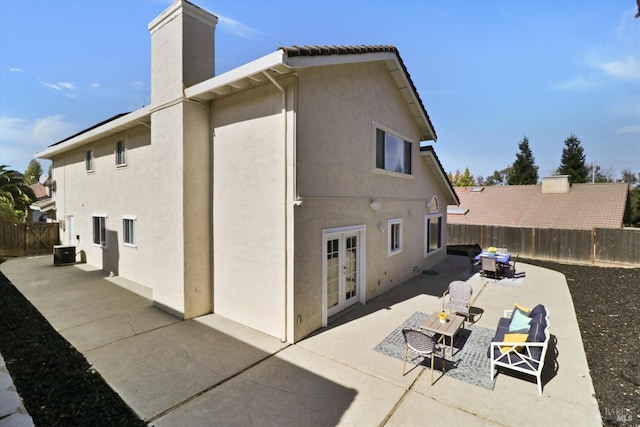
[374,312,496,390]
[467,272,526,287]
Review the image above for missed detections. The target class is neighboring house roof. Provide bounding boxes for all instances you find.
[420,146,459,206]
[447,181,629,230]
[27,182,49,200]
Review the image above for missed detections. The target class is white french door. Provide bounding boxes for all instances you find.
[323,226,365,322]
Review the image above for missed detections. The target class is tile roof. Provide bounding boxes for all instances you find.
[280,45,436,141]
[447,182,629,230]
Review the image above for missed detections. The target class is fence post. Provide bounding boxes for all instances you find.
[591,228,596,265]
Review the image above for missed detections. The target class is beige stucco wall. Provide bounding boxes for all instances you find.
[291,61,448,341]
[211,79,293,340]
[50,126,157,287]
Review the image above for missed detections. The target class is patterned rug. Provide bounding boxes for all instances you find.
[467,272,526,287]
[374,312,496,390]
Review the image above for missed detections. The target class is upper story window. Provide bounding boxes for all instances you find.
[85,150,94,172]
[375,127,412,175]
[388,218,403,256]
[115,140,127,167]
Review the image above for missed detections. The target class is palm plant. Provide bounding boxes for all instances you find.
[0,165,36,221]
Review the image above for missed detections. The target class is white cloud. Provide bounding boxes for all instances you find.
[41,82,61,91]
[58,82,75,90]
[594,55,640,81]
[614,124,640,135]
[1,114,75,144]
[0,115,77,161]
[552,74,598,91]
[9,67,23,73]
[90,82,100,88]
[217,14,262,38]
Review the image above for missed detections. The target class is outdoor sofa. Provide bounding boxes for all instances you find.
[488,304,550,395]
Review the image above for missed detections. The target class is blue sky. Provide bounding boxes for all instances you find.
[1,0,638,180]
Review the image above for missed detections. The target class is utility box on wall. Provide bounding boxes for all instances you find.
[53,245,76,266]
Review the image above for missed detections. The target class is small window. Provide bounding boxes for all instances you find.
[123,216,136,247]
[92,215,107,247]
[376,128,412,175]
[86,150,94,172]
[425,214,442,256]
[115,140,127,167]
[388,218,403,256]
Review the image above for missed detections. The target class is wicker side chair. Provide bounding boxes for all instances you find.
[401,328,445,385]
[442,280,473,322]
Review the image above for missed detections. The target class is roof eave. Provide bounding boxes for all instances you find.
[420,146,459,205]
[36,106,152,160]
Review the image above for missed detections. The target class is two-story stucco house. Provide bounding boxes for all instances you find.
[37,0,458,343]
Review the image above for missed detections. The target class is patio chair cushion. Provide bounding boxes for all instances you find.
[529,304,546,318]
[527,320,547,360]
[509,309,532,332]
[501,333,529,353]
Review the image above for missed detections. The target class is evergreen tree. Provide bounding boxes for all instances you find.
[448,168,475,187]
[507,136,539,185]
[24,159,43,184]
[556,134,589,183]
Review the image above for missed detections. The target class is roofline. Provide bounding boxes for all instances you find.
[36,106,151,160]
[420,145,459,205]
[38,45,438,159]
[187,45,437,141]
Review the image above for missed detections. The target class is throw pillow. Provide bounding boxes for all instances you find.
[501,333,529,353]
[509,309,532,332]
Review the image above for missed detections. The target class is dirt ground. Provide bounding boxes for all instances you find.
[1,258,639,426]
[524,259,640,426]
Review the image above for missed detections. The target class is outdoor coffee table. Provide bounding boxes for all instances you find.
[420,312,465,354]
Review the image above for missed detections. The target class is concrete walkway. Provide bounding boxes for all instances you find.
[1,255,602,426]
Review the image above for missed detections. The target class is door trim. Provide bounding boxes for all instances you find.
[322,224,367,327]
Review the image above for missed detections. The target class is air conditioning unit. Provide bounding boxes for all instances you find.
[53,245,76,266]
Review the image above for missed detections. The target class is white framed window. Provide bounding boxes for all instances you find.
[115,139,127,167]
[374,125,412,175]
[123,216,136,247]
[424,214,443,256]
[85,150,94,172]
[92,215,107,247]
[388,218,403,256]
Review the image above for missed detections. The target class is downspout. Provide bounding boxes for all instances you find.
[264,71,289,343]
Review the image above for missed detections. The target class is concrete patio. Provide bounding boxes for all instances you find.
[1,254,601,426]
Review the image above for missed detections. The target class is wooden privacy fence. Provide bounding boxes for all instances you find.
[447,224,640,267]
[0,221,60,257]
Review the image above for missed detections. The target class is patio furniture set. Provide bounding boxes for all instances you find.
[402,280,550,394]
[468,247,519,280]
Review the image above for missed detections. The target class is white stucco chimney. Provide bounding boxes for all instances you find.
[148,0,218,108]
[146,0,216,319]
[541,175,571,193]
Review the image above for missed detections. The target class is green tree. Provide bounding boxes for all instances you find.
[448,168,475,187]
[507,136,539,185]
[0,165,35,222]
[556,134,589,183]
[24,159,43,185]
[484,168,510,186]
[588,163,615,183]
